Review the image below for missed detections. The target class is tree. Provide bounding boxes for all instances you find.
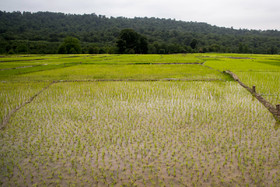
[88,46,99,54]
[58,37,81,54]
[16,43,29,54]
[238,43,249,53]
[116,29,148,54]
[190,39,198,49]
[269,46,278,54]
[2,11,280,54]
[58,44,66,54]
[209,44,220,52]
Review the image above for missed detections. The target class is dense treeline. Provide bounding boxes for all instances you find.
[0,11,279,54]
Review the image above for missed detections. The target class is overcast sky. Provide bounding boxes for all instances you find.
[1,0,279,30]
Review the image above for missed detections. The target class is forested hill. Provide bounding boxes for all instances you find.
[0,11,279,54]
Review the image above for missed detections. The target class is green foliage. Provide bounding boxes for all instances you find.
[58,44,66,54]
[16,44,29,54]
[190,39,198,49]
[58,37,81,54]
[0,11,279,54]
[88,46,99,54]
[117,29,148,54]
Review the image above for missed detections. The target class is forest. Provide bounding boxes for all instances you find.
[0,11,279,54]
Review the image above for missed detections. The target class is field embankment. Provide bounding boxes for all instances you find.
[225,70,280,121]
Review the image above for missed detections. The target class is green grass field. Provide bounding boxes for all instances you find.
[0,53,280,186]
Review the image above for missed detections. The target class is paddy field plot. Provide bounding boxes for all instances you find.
[1,82,279,186]
[0,53,280,186]
[204,53,280,105]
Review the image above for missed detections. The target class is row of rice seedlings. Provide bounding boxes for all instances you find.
[0,54,206,82]
[235,72,280,105]
[0,82,50,126]
[203,54,280,105]
[0,81,279,186]
[13,64,228,82]
[203,54,280,72]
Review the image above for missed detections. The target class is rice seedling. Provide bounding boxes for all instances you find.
[0,82,50,128]
[0,53,279,186]
[204,53,280,105]
[0,81,279,186]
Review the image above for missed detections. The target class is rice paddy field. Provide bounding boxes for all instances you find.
[0,53,280,186]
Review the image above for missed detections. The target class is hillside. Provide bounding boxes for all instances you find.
[0,11,279,54]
